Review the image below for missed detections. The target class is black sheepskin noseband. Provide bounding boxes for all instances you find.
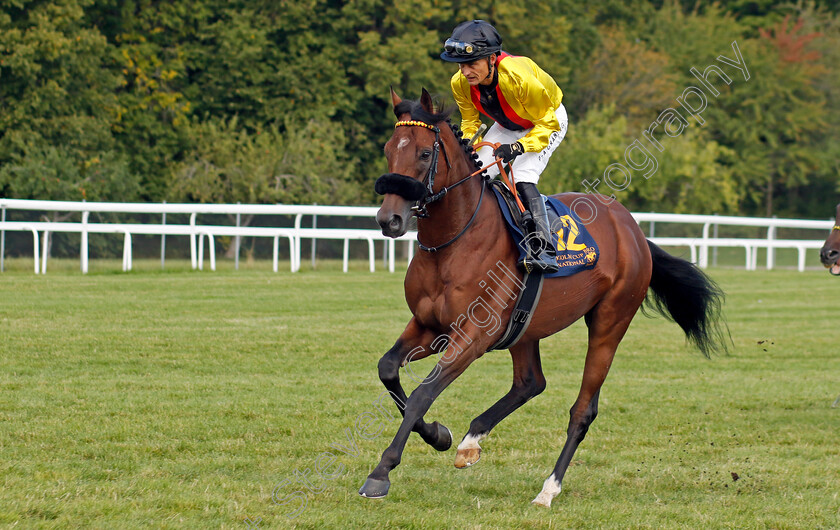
[374,173,427,202]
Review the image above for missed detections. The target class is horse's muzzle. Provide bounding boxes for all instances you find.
[376,210,406,238]
[820,246,840,275]
[375,173,423,238]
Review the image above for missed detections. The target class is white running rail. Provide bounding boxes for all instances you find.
[0,199,832,274]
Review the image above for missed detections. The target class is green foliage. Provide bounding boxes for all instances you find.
[0,144,139,201]
[706,15,830,217]
[795,1,840,204]
[575,27,680,130]
[644,2,747,75]
[629,128,740,214]
[540,104,631,195]
[107,8,193,200]
[167,116,357,205]
[543,104,740,215]
[0,0,837,218]
[0,0,141,202]
[639,2,839,217]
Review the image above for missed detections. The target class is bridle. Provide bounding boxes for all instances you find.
[378,119,526,253]
[388,119,489,253]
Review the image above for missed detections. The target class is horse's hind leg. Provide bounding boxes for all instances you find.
[377,318,452,451]
[532,302,637,507]
[455,340,546,468]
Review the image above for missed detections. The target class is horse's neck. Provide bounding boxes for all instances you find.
[417,157,501,249]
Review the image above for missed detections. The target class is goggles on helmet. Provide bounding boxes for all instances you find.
[444,39,482,56]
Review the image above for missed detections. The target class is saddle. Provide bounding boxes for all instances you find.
[489,180,599,278]
[485,180,599,352]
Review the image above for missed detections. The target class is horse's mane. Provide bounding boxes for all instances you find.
[393,99,481,171]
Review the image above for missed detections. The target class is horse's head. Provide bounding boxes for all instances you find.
[375,88,470,238]
[820,202,840,275]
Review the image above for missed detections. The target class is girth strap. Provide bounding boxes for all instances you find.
[487,271,544,351]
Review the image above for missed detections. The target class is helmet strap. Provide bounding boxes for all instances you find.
[483,53,496,82]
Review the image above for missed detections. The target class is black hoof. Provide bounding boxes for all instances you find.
[431,422,452,452]
[359,477,390,499]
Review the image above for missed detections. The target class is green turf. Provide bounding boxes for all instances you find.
[0,260,838,529]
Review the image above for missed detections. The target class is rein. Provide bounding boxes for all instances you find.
[418,167,486,253]
[390,120,525,253]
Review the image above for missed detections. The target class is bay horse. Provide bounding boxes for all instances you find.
[361,89,727,507]
[819,202,840,275]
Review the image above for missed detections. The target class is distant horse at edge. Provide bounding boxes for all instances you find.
[819,202,840,275]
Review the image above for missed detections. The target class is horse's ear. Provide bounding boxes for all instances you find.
[390,86,402,108]
[420,88,434,112]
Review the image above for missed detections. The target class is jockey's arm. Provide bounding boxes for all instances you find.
[515,76,562,153]
[451,72,482,141]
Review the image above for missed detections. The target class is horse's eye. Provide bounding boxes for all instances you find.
[419,150,432,161]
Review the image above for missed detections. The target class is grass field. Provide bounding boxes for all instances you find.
[0,259,838,529]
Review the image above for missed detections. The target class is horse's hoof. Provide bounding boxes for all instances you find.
[358,477,390,499]
[454,447,481,468]
[431,422,452,452]
[532,475,561,507]
[531,494,553,508]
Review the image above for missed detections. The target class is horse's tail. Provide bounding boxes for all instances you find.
[643,240,729,358]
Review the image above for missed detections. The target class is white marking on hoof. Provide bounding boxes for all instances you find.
[455,433,486,468]
[531,473,561,507]
[456,433,485,452]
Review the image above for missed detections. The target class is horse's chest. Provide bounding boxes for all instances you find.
[405,259,488,331]
[410,293,445,330]
[409,287,465,331]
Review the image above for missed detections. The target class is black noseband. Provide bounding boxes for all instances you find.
[375,173,427,202]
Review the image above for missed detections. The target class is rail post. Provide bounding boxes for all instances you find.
[766,217,777,270]
[161,201,166,270]
[81,211,90,274]
[311,207,317,270]
[1,205,6,272]
[235,202,241,271]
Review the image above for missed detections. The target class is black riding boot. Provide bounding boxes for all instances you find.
[516,182,559,274]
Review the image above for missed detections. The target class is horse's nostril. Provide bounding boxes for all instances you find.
[828,249,840,259]
[389,215,403,231]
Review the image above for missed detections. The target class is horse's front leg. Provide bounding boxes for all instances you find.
[360,338,487,498]
[378,318,452,451]
[455,340,546,468]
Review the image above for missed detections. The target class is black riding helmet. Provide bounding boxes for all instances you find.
[440,20,502,63]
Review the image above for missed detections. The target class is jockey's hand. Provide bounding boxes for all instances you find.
[494,142,524,164]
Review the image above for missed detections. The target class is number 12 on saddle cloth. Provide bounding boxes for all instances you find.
[491,183,599,278]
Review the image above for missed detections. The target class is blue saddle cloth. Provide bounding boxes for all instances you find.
[491,186,599,278]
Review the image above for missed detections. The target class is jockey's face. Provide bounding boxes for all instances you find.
[459,54,495,86]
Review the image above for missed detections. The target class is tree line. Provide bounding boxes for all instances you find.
[1,0,837,220]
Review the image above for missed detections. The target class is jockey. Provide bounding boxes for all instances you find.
[441,20,567,274]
